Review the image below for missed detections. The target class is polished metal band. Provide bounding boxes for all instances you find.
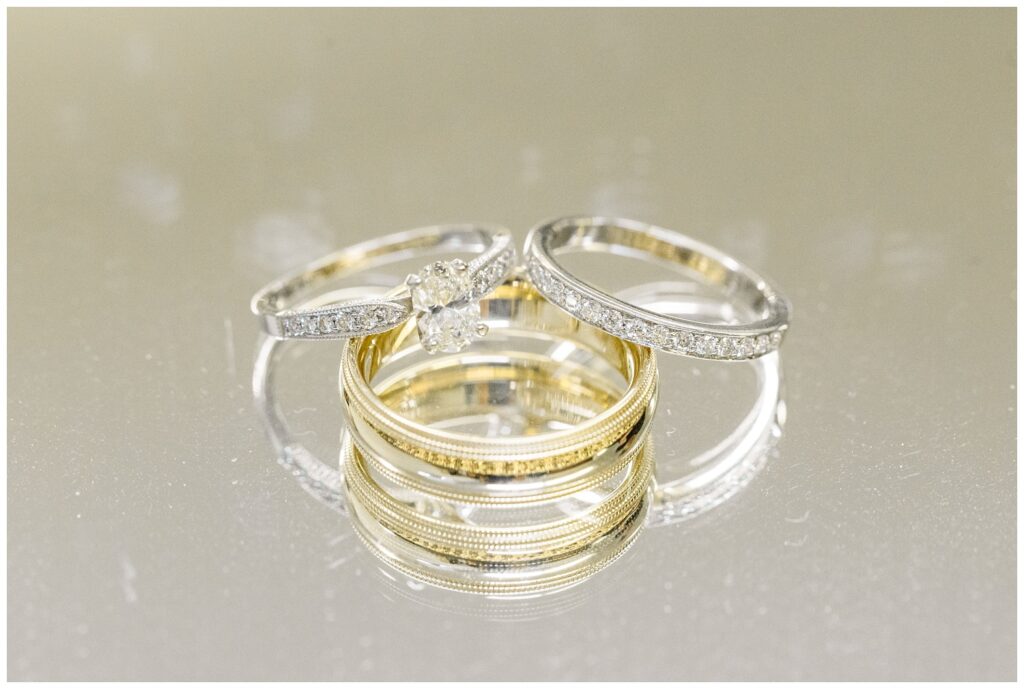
[525,216,791,360]
[250,223,516,341]
[340,275,659,477]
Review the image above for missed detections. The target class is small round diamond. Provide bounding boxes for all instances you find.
[564,290,581,311]
[649,325,670,348]
[718,337,736,358]
[696,335,718,357]
[737,336,755,358]
[548,280,564,302]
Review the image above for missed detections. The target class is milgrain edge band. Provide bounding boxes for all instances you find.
[340,277,659,478]
[250,223,517,341]
[524,216,792,360]
[341,341,658,478]
[342,433,654,564]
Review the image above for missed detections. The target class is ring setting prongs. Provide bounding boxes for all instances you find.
[407,259,490,354]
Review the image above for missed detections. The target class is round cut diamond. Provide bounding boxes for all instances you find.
[417,303,486,354]
[564,290,581,310]
[737,336,755,358]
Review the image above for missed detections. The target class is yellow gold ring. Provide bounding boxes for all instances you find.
[340,275,658,478]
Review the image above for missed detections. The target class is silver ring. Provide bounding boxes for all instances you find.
[250,224,516,353]
[524,216,791,360]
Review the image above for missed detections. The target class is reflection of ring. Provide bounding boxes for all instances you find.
[525,216,791,360]
[609,280,785,526]
[346,480,649,596]
[650,351,783,526]
[340,275,658,477]
[252,333,345,514]
[343,435,653,563]
[251,224,516,353]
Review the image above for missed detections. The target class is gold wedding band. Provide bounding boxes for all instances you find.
[341,277,658,478]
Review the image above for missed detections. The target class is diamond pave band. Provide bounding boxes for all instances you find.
[251,224,516,351]
[525,216,791,361]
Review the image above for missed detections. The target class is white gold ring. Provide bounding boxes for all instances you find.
[525,216,791,360]
[251,224,516,353]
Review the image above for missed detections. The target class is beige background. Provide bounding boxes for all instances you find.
[8,8,1015,680]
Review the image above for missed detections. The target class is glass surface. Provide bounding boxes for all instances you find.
[8,8,1015,680]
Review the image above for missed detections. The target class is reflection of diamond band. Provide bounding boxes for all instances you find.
[250,224,516,351]
[341,276,658,478]
[525,216,791,360]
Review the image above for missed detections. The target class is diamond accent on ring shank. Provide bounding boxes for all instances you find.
[527,258,784,360]
[274,246,515,342]
[280,302,407,339]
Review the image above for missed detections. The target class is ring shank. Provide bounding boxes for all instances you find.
[250,224,513,340]
[543,220,778,319]
[526,216,791,360]
[252,225,497,314]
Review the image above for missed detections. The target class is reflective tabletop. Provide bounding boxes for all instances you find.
[8,8,1015,681]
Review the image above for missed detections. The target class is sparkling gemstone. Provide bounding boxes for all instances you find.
[697,335,718,357]
[472,272,491,295]
[602,309,624,333]
[564,290,581,311]
[417,303,485,354]
[411,260,471,311]
[650,325,670,348]
[737,336,755,358]
[718,337,736,358]
[548,280,564,302]
[755,334,770,355]
[770,330,783,348]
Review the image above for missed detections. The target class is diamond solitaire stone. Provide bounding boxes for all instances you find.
[407,259,488,354]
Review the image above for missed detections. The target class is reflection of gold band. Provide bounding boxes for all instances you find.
[341,277,658,477]
[346,483,649,596]
[343,434,653,564]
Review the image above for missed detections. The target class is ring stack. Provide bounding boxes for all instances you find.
[252,216,790,595]
[339,276,656,593]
